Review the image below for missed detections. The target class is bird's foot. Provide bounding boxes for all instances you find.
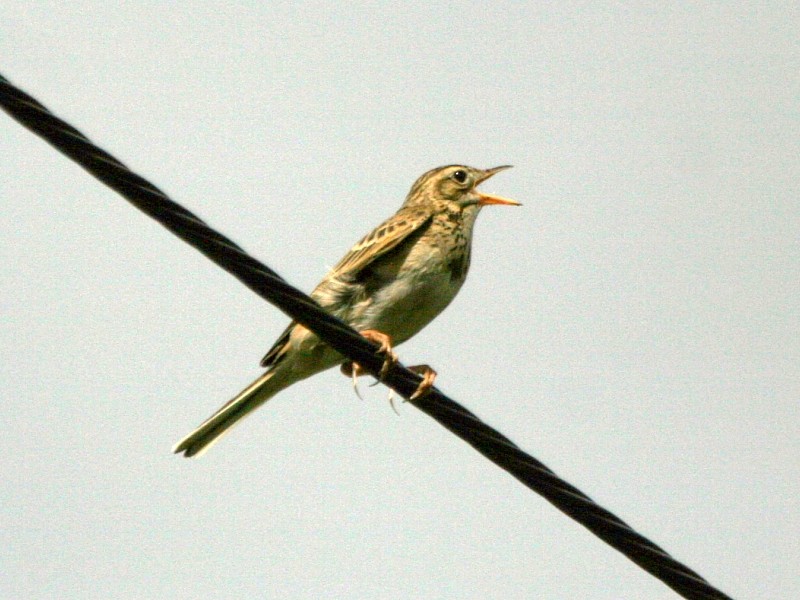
[340,332,435,406]
[341,360,366,400]
[340,329,396,400]
[358,329,398,378]
[407,364,437,401]
[385,364,437,412]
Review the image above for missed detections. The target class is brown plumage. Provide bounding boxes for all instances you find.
[173,164,518,457]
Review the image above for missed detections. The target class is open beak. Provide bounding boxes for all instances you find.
[475,165,521,206]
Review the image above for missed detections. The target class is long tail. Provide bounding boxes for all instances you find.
[173,367,295,457]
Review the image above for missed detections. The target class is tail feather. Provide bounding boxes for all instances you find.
[173,368,292,457]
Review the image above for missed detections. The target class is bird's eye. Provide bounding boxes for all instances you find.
[452,169,468,184]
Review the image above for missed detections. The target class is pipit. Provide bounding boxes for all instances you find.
[174,164,519,457]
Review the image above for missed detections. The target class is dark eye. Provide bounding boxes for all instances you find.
[452,169,468,184]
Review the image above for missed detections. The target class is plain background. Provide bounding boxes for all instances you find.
[2,3,797,599]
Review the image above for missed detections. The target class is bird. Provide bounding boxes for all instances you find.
[173,164,519,457]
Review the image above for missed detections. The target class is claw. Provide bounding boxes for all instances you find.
[359,329,398,378]
[388,389,400,415]
[408,364,437,401]
[352,368,364,401]
[339,332,432,410]
[341,361,365,400]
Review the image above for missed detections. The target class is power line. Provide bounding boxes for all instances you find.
[0,73,733,600]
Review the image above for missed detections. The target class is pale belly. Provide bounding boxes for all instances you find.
[348,250,465,344]
[286,234,471,375]
[282,263,463,379]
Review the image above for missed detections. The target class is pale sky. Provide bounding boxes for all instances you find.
[2,3,798,599]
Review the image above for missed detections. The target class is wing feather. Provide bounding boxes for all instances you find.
[326,209,433,280]
[260,207,432,368]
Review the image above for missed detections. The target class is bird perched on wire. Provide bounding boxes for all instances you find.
[173,164,519,457]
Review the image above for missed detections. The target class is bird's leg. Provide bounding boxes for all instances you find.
[407,364,437,401]
[339,329,398,399]
[357,329,398,378]
[340,360,365,400]
[385,364,436,411]
[340,333,434,404]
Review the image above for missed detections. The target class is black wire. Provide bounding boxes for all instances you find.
[0,73,734,600]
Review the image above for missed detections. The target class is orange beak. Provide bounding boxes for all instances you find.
[475,165,521,206]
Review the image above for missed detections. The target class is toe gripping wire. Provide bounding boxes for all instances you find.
[0,74,732,600]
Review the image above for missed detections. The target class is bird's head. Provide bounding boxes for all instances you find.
[404,164,519,212]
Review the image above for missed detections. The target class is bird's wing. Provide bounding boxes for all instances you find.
[259,208,432,369]
[259,323,295,368]
[326,208,433,281]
